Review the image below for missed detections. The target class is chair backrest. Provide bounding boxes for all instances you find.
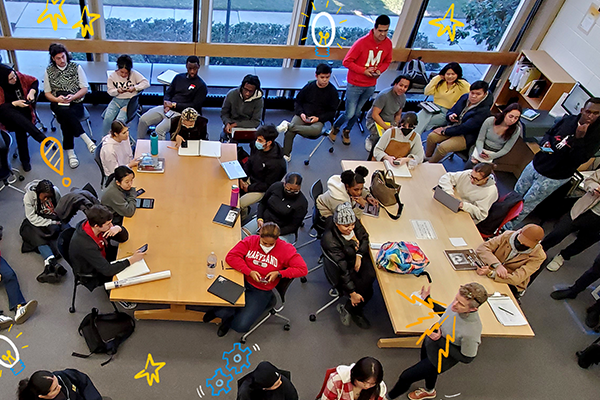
[0,130,13,179]
[315,367,337,400]
[310,179,323,202]
[126,95,141,124]
[320,248,340,289]
[275,277,294,304]
[495,200,524,235]
[57,227,76,267]
[310,180,327,237]
[94,141,106,187]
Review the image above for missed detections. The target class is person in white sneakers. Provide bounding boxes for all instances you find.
[541,169,600,272]
[437,163,498,223]
[44,43,95,168]
[0,226,38,330]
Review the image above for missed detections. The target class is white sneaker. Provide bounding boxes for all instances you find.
[547,254,565,272]
[15,300,38,324]
[118,301,137,310]
[87,142,97,153]
[0,315,14,330]
[68,154,79,168]
[283,155,291,163]
[276,120,290,134]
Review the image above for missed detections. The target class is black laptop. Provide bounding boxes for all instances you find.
[207,275,245,304]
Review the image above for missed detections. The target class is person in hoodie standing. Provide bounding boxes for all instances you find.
[203,222,307,336]
[0,63,47,171]
[221,74,263,142]
[242,173,308,243]
[99,120,138,178]
[102,54,149,137]
[317,166,377,219]
[425,80,493,163]
[321,356,386,400]
[137,55,207,140]
[240,125,287,212]
[506,97,600,229]
[437,163,498,223]
[329,15,393,146]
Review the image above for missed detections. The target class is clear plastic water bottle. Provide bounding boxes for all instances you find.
[206,252,217,279]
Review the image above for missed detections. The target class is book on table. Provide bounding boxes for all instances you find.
[207,275,245,305]
[213,204,240,228]
[487,293,527,326]
[444,249,483,271]
[218,158,247,180]
[383,159,411,178]
[178,140,222,157]
[113,258,150,280]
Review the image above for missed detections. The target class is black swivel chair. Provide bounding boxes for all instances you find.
[309,250,341,322]
[94,141,107,188]
[0,130,25,195]
[240,278,294,344]
[303,100,341,166]
[297,180,327,282]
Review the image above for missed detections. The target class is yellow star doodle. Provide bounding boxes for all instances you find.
[134,353,166,386]
[37,0,68,31]
[72,6,100,37]
[428,3,465,42]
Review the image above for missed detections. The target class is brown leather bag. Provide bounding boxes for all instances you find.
[370,170,403,220]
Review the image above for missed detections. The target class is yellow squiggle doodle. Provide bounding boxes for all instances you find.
[437,316,457,373]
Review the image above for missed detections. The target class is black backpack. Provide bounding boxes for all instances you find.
[577,336,600,369]
[402,57,429,87]
[72,308,135,366]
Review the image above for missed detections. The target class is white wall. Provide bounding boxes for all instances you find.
[540,0,600,96]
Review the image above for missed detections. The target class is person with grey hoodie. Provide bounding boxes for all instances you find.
[220,74,263,142]
[100,166,136,226]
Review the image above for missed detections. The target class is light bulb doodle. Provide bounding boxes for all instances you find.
[0,334,27,376]
[299,1,347,58]
[40,137,71,188]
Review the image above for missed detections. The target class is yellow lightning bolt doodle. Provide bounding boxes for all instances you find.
[416,315,448,346]
[406,311,445,328]
[396,290,447,309]
[437,315,457,373]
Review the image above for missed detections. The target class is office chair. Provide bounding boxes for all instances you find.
[315,367,337,399]
[94,141,107,188]
[0,130,25,195]
[240,277,294,344]
[51,106,94,139]
[298,180,327,283]
[303,102,341,166]
[57,228,117,313]
[309,250,341,322]
[480,200,524,240]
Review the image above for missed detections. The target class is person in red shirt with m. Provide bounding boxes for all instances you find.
[329,15,393,146]
[203,222,307,337]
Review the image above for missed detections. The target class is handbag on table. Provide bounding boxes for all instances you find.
[370,169,404,220]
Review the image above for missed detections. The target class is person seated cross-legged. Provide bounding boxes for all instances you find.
[278,63,340,162]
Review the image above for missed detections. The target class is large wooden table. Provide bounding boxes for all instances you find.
[109,140,244,321]
[341,161,534,348]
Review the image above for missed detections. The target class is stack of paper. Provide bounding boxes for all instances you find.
[115,258,150,280]
[487,294,527,326]
[384,160,411,178]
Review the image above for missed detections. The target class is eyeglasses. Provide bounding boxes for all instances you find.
[284,187,300,195]
[470,173,485,183]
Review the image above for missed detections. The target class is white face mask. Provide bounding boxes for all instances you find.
[260,244,275,254]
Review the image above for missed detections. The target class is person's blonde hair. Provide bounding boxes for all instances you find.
[459,282,488,308]
[259,222,280,239]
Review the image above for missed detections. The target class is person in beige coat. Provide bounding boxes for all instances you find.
[541,169,600,272]
[476,224,546,296]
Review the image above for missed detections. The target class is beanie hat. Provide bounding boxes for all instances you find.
[181,107,198,121]
[253,362,280,389]
[333,202,356,225]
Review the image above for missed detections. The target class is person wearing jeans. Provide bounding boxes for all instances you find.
[329,15,392,145]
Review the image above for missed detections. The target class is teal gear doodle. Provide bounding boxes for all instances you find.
[222,342,252,374]
[206,368,234,396]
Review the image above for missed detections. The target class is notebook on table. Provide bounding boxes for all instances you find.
[178,140,222,157]
[208,275,245,304]
[434,186,461,213]
[218,158,247,179]
[383,159,411,178]
[115,259,151,280]
[213,204,240,228]
[444,249,483,271]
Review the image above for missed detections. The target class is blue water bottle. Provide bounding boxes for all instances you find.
[150,132,158,156]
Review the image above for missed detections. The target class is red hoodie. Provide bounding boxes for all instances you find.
[225,235,307,291]
[343,30,392,87]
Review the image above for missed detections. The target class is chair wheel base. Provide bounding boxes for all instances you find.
[51,127,57,132]
[69,307,75,313]
[240,338,246,344]
[284,324,290,331]
[304,160,309,165]
[18,175,25,181]
[309,314,316,322]
[42,127,48,132]
[300,277,307,283]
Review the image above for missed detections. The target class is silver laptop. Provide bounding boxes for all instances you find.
[434,186,461,213]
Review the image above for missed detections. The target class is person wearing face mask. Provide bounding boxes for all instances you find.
[388,283,488,400]
[239,125,287,213]
[204,222,307,337]
[99,120,138,178]
[321,357,386,400]
[322,203,375,329]
[0,63,47,171]
[170,107,207,148]
[102,54,149,137]
[242,173,308,243]
[237,361,298,400]
[372,112,424,164]
[44,43,95,169]
[221,74,263,142]
[18,369,110,400]
[475,224,546,298]
[437,162,498,223]
[101,166,137,226]
[317,166,377,219]
[425,80,493,163]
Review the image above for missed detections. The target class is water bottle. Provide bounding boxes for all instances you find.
[230,185,239,207]
[150,132,159,156]
[206,252,217,279]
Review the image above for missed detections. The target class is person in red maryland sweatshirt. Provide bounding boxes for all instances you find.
[203,222,307,337]
[330,15,393,146]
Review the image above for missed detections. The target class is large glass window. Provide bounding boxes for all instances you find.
[412,0,524,82]
[300,0,403,68]
[209,0,294,66]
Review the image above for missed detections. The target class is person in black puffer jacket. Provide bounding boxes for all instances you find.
[18,369,110,400]
[321,202,375,330]
[242,173,308,243]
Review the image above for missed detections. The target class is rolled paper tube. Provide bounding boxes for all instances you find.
[105,270,171,290]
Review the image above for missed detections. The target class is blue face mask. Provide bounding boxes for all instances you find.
[255,141,264,151]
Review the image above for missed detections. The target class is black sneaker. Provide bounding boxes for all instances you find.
[22,162,31,172]
[550,288,578,300]
[55,264,67,276]
[585,304,600,328]
[203,310,217,323]
[351,313,371,329]
[217,317,232,337]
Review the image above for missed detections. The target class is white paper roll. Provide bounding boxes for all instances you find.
[105,270,171,290]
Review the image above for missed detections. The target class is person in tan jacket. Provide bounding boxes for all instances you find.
[540,169,600,272]
[475,224,546,296]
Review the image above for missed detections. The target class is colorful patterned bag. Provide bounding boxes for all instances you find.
[376,241,430,278]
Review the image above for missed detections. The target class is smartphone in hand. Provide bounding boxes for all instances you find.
[137,243,148,253]
[136,188,146,197]
[392,160,400,165]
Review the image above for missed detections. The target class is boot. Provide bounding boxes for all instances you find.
[342,129,351,145]
[37,258,61,284]
[585,301,600,329]
[328,126,340,143]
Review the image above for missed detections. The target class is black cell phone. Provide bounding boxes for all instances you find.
[135,198,155,209]
[393,160,401,165]
[181,140,188,148]
[138,243,148,253]
[136,188,145,197]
